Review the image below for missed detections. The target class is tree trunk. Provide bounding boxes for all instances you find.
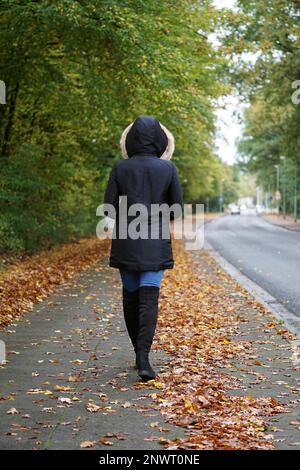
[1,81,19,158]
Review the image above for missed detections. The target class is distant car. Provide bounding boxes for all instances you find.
[230,204,240,215]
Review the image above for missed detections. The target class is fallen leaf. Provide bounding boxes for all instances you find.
[99,438,113,446]
[7,407,19,415]
[80,441,96,448]
[86,402,102,413]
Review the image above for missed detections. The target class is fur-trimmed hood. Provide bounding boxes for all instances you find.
[120,115,175,160]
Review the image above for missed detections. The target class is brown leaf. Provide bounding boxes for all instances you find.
[80,441,96,448]
[99,438,113,446]
[86,402,102,413]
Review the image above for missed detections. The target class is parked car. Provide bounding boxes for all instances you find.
[230,204,240,215]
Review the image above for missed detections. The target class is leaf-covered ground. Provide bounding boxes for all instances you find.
[263,214,300,232]
[148,241,300,449]
[0,238,109,328]
[0,250,183,450]
[0,237,299,449]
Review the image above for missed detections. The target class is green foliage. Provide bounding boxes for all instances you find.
[0,0,228,252]
[223,0,300,214]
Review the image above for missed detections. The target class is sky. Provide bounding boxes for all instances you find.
[214,96,245,166]
[213,0,236,8]
[212,0,244,166]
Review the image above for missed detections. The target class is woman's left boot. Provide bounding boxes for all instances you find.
[122,288,139,365]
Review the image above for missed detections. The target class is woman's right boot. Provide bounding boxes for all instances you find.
[136,286,159,381]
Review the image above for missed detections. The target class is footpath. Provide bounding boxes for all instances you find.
[0,240,299,449]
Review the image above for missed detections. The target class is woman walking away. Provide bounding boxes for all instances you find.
[104,116,183,381]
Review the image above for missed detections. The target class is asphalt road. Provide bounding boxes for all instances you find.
[205,215,300,317]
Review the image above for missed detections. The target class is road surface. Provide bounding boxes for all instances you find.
[205,215,300,317]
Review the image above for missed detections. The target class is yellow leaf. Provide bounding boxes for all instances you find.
[71,359,85,365]
[222,338,231,344]
[183,397,193,408]
[150,422,159,428]
[152,381,164,389]
[54,385,72,392]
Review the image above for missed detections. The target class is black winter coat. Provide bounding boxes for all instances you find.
[104,116,183,272]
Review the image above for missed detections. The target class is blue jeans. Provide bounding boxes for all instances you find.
[120,269,164,292]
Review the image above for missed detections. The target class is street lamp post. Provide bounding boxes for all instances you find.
[219,179,224,213]
[274,164,280,213]
[280,156,286,219]
[266,184,271,211]
[206,197,210,213]
[294,162,298,222]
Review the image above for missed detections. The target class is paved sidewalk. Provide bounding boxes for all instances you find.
[264,213,300,231]
[0,249,300,449]
[0,260,184,450]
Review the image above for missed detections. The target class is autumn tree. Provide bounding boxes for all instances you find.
[0,0,228,252]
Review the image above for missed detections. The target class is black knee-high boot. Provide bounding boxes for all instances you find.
[122,287,139,353]
[136,286,159,381]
